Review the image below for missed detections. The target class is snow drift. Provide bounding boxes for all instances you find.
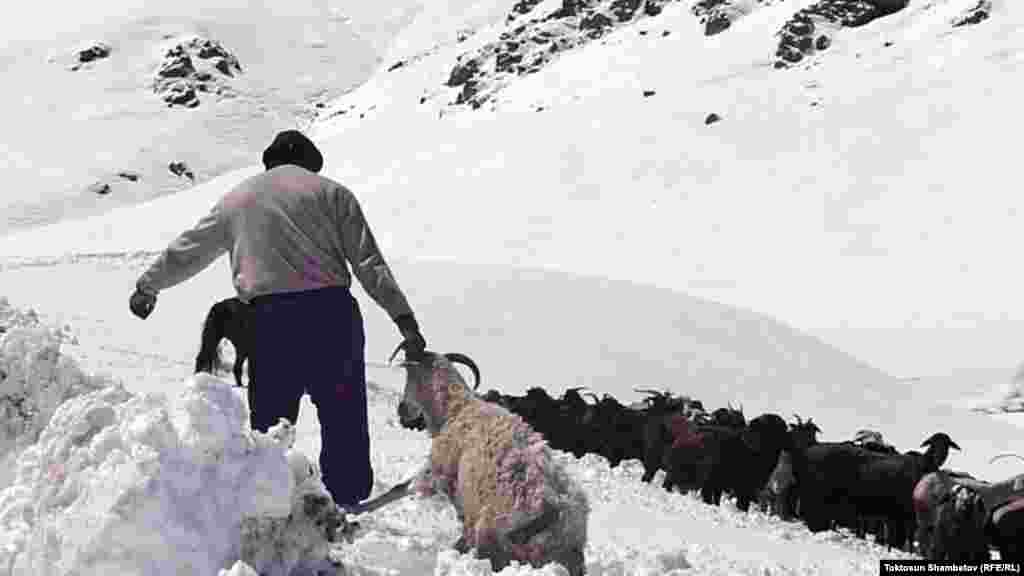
[966,360,1024,415]
[0,367,349,576]
[0,298,114,490]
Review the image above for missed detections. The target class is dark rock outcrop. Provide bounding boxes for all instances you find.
[446,58,480,87]
[168,161,195,181]
[443,0,673,110]
[69,42,112,70]
[705,113,721,125]
[507,0,547,22]
[85,171,143,196]
[88,182,112,196]
[610,0,643,22]
[952,0,991,27]
[772,0,908,69]
[153,36,242,108]
[691,0,752,36]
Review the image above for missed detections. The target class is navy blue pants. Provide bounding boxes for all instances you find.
[248,285,373,507]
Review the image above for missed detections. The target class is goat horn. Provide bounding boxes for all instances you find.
[633,388,662,395]
[388,341,410,364]
[989,453,1024,465]
[565,386,589,393]
[584,392,599,401]
[443,352,481,391]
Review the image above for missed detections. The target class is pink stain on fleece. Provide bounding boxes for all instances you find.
[496,428,549,512]
[425,367,452,420]
[993,495,1024,524]
[912,475,935,514]
[299,254,334,287]
[670,415,703,450]
[47,462,66,484]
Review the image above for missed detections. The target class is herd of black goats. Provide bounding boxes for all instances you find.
[195,296,1023,563]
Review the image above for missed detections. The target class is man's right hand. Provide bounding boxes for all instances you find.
[395,313,426,358]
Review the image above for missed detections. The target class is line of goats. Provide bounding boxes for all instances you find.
[401,385,1023,563]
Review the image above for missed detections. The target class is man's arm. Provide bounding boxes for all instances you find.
[336,188,415,321]
[136,201,229,295]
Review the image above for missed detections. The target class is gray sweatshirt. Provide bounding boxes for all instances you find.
[136,164,414,321]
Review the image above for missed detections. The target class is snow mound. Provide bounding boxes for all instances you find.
[0,297,113,490]
[0,373,340,576]
[968,360,1024,414]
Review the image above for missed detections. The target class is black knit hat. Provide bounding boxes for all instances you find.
[262,130,324,173]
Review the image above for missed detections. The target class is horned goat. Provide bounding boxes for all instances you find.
[391,342,590,575]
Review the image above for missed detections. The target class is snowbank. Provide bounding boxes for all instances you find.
[0,370,346,576]
[0,298,114,490]
[966,360,1024,414]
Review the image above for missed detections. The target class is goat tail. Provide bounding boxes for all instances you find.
[989,453,1024,465]
[195,303,224,374]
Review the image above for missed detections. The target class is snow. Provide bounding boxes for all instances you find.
[5,0,1023,378]
[0,300,115,490]
[0,0,380,237]
[0,298,925,576]
[1,0,1024,572]
[0,344,353,576]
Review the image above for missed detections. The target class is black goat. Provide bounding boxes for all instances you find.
[637,389,702,484]
[793,432,960,549]
[589,393,646,467]
[989,496,1024,561]
[698,413,793,511]
[760,415,821,519]
[194,297,252,391]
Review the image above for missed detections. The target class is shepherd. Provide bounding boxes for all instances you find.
[129,129,427,511]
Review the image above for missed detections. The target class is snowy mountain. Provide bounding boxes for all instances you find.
[0,1,380,236]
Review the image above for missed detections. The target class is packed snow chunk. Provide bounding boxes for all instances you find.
[434,548,571,575]
[219,561,261,576]
[239,472,346,576]
[0,374,297,576]
[970,360,1024,413]
[0,298,113,490]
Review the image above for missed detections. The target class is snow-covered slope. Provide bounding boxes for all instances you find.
[303,0,1024,378]
[0,1,378,237]
[3,0,1023,376]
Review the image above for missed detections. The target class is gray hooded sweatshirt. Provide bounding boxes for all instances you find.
[136,164,414,321]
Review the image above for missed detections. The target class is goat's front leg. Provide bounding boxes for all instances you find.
[233,357,245,388]
[495,501,559,546]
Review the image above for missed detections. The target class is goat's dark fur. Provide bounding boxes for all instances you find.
[195,297,252,389]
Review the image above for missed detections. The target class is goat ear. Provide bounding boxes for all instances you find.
[950,441,961,451]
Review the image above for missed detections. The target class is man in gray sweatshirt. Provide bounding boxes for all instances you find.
[129,130,426,509]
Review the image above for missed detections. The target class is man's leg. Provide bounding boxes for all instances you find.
[307,291,373,507]
[249,296,304,432]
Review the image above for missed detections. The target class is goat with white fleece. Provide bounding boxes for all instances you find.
[391,343,590,575]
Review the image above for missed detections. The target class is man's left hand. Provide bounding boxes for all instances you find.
[129,288,157,320]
